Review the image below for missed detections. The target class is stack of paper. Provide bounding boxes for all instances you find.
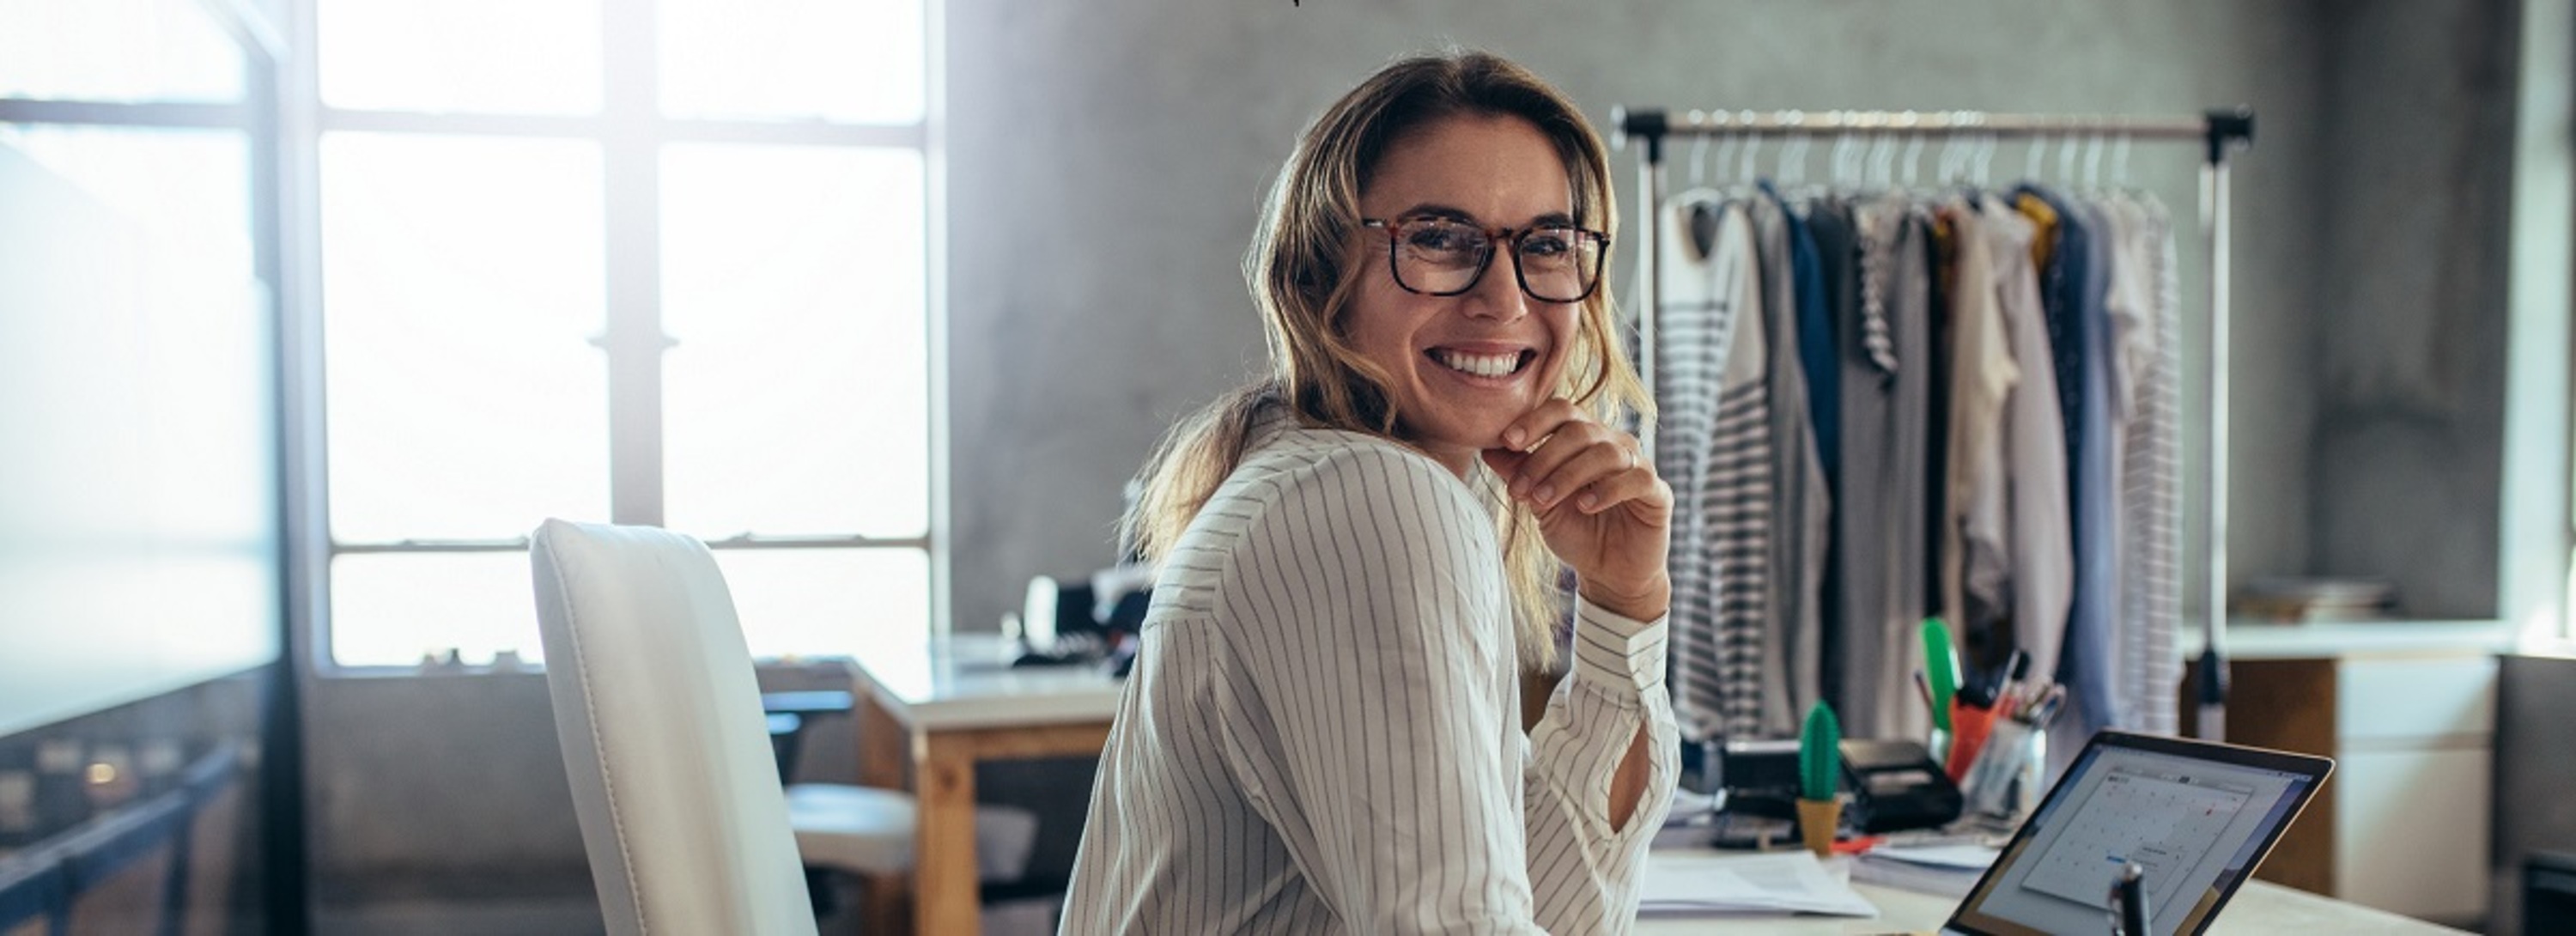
[1637,850,1879,918]
[1850,843,1999,897]
[1650,788,1723,849]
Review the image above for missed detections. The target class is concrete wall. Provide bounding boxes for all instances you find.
[2310,0,2521,618]
[943,0,2338,636]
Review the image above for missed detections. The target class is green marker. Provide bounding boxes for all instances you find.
[1922,617,1959,732]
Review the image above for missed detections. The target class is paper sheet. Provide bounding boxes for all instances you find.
[1871,843,2001,869]
[1638,849,1880,918]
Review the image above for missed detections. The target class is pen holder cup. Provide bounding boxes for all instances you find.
[1941,702,1999,782]
[1795,797,1842,858]
[1959,717,2046,823]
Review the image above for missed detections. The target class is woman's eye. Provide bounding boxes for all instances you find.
[1521,232,1572,257]
[1406,224,1477,252]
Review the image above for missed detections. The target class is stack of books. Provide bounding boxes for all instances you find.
[2230,576,2398,622]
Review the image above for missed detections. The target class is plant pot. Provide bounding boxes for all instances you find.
[1795,797,1841,858]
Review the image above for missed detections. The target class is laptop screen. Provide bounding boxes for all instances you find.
[1947,731,2332,936]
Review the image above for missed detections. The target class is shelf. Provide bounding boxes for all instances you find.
[2180,618,2514,659]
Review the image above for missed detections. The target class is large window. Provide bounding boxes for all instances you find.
[310,0,934,667]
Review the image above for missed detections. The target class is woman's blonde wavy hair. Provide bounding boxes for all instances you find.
[1119,50,1651,670]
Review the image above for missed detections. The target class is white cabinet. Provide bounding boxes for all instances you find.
[2335,747,2492,921]
[2211,652,2496,927]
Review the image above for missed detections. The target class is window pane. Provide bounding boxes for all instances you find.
[2,138,278,722]
[712,547,927,658]
[0,130,267,548]
[661,143,926,538]
[331,552,541,667]
[316,0,600,115]
[658,0,922,124]
[0,125,254,295]
[320,132,608,542]
[0,0,244,103]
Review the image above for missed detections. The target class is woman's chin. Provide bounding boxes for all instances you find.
[1415,425,1510,459]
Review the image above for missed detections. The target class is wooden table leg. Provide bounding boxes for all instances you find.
[854,690,913,934]
[914,732,981,936]
[857,689,908,790]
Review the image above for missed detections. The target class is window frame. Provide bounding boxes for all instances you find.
[287,0,947,673]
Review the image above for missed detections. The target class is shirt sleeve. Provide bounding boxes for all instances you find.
[1523,599,1680,933]
[1215,443,1677,934]
[1218,444,1546,934]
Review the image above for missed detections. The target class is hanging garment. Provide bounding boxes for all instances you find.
[1920,209,1954,624]
[1654,191,1757,742]
[1699,200,1778,741]
[2105,192,2184,736]
[1804,198,1858,717]
[1833,196,1934,740]
[2019,185,2120,735]
[1748,190,1827,735]
[1783,190,1841,487]
[1937,202,2014,652]
[1982,199,2074,684]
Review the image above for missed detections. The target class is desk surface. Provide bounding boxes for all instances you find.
[1633,871,2465,934]
[844,634,1123,731]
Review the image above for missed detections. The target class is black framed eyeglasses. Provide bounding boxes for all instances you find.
[1360,216,1609,303]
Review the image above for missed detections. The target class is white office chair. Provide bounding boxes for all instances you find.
[530,518,818,935]
[529,519,1042,935]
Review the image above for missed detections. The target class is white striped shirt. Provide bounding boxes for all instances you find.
[1062,415,1679,934]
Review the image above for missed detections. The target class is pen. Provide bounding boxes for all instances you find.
[2026,685,2067,727]
[1912,669,1934,709]
[2114,861,2150,934]
[1996,649,2027,701]
[1957,672,1988,709]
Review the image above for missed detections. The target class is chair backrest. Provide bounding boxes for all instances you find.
[529,519,817,936]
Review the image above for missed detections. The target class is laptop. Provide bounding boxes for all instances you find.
[1938,730,2333,936]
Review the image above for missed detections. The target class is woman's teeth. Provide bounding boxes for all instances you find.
[1432,349,1522,378]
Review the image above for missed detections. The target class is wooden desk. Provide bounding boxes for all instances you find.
[846,635,1121,936]
[1634,852,2470,933]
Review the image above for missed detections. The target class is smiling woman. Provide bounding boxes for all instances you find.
[1062,51,1677,934]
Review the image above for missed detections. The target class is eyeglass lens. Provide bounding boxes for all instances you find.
[1391,218,1601,301]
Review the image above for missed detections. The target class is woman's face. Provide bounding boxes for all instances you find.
[1342,113,1582,476]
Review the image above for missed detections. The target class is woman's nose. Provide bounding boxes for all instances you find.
[1460,256,1529,321]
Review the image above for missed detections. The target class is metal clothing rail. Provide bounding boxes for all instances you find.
[1610,106,2253,742]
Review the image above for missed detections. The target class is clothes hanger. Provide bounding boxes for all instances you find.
[2113,131,2134,191]
[2084,131,2105,194]
[1684,130,1721,259]
[1885,131,1899,191]
[1832,130,1858,188]
[2057,128,2080,185]
[1690,131,1710,189]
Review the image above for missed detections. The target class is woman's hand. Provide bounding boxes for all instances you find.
[1479,399,1671,621]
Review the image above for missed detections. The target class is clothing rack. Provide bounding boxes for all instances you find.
[1610,106,2253,741]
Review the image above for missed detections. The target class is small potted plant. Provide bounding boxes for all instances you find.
[1796,702,1843,858]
